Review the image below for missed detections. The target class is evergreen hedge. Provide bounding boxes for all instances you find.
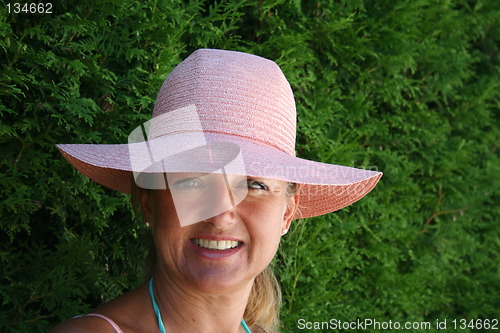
[1,1,498,332]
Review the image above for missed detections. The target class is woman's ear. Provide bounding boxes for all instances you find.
[282,194,299,235]
[139,187,152,227]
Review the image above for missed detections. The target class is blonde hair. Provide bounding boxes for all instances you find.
[131,179,300,332]
[244,266,281,331]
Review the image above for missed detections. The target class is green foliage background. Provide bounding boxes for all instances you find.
[1,0,498,332]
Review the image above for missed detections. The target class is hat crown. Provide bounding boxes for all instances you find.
[152,49,297,155]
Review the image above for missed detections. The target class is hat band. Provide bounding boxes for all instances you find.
[143,104,296,155]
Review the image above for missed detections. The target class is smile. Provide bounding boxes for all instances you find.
[192,239,242,250]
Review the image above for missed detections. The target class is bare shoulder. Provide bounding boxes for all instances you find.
[50,283,151,333]
[50,316,116,333]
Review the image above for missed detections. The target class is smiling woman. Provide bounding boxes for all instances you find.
[51,49,381,333]
[133,175,297,331]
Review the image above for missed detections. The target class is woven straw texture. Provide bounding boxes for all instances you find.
[57,49,382,218]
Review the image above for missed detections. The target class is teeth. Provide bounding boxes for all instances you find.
[193,239,241,250]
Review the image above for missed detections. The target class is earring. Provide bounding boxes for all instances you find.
[145,221,150,228]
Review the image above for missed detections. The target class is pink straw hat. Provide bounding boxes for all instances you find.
[57,49,382,219]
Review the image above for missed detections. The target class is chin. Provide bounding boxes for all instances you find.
[184,265,255,295]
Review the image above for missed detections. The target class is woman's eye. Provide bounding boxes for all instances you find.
[247,179,268,191]
[171,177,201,190]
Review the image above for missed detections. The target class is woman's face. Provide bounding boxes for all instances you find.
[140,173,297,294]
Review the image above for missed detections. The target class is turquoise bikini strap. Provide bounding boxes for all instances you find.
[241,318,252,333]
[149,278,167,333]
[149,278,251,333]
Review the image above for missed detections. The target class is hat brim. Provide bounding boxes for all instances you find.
[57,132,382,219]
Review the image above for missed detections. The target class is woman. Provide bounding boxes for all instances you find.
[52,49,382,332]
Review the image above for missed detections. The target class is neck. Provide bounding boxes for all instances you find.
[151,268,253,333]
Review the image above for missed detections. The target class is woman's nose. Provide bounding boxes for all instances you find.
[203,174,240,228]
